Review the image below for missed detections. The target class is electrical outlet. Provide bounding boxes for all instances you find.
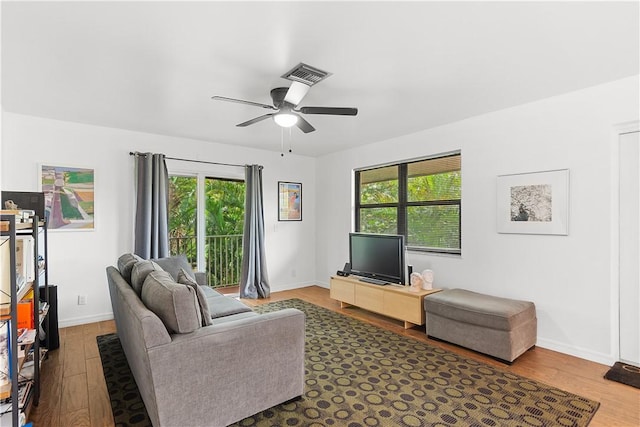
[78,295,87,305]
[291,269,297,277]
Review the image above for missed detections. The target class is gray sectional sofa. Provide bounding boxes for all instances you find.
[106,254,305,427]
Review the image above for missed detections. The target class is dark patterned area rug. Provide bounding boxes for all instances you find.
[96,333,152,427]
[604,362,640,389]
[97,299,600,427]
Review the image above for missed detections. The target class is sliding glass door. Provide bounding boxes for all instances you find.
[169,174,245,288]
[203,177,245,288]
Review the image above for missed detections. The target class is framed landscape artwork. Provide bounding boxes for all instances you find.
[278,181,302,221]
[496,169,569,235]
[40,165,95,231]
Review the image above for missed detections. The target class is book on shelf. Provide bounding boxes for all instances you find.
[16,300,34,330]
[19,359,34,383]
[0,237,9,307]
[15,236,34,283]
[0,209,35,224]
[17,329,36,346]
[0,322,8,387]
[0,380,32,410]
[18,381,31,408]
[38,301,48,314]
[0,235,34,309]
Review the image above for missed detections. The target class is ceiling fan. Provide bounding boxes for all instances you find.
[211,63,358,134]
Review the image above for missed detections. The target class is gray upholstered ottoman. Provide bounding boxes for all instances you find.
[424,289,537,363]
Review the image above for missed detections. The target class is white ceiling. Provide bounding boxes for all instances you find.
[2,1,638,157]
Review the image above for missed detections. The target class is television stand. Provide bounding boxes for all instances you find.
[329,275,441,329]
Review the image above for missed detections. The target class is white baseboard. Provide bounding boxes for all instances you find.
[536,337,615,366]
[56,289,615,367]
[59,312,114,328]
[270,281,319,292]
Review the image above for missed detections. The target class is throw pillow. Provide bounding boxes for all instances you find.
[117,253,143,283]
[177,268,213,326]
[130,260,163,296]
[141,270,203,334]
[151,254,196,281]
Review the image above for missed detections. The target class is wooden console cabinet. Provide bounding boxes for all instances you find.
[330,275,441,329]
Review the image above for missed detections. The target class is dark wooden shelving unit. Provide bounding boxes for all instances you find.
[1,215,49,426]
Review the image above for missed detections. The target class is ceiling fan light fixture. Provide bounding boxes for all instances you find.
[273,112,298,128]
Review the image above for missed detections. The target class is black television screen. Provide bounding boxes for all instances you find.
[349,233,406,284]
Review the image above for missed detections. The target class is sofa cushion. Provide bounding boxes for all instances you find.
[211,310,259,324]
[117,253,143,283]
[130,260,163,296]
[193,271,208,286]
[177,268,213,326]
[152,254,195,281]
[200,286,254,319]
[141,270,202,334]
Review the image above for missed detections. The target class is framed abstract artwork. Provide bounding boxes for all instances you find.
[496,169,569,235]
[278,181,302,221]
[40,164,95,231]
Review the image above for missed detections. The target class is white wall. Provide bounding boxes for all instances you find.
[316,76,640,365]
[1,113,316,327]
[2,76,638,364]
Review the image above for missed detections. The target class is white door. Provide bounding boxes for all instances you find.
[619,130,640,366]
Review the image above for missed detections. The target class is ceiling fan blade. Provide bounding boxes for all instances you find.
[212,96,276,111]
[295,115,315,133]
[237,114,274,127]
[283,81,311,107]
[298,106,358,116]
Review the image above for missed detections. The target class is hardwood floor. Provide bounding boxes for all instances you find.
[30,286,639,426]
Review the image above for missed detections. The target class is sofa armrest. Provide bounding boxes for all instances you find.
[194,271,207,286]
[147,308,305,427]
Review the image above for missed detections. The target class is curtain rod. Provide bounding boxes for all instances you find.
[129,152,261,169]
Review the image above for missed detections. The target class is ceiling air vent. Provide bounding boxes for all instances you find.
[281,63,332,86]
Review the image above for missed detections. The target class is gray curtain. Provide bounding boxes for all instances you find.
[240,164,270,298]
[134,153,170,259]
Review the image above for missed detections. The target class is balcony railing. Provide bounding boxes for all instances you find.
[169,234,243,288]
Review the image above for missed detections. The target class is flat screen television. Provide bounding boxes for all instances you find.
[349,233,406,284]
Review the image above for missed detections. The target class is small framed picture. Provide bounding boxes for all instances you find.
[496,169,569,235]
[278,182,302,221]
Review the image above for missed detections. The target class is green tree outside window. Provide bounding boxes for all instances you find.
[169,176,245,287]
[356,154,461,254]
